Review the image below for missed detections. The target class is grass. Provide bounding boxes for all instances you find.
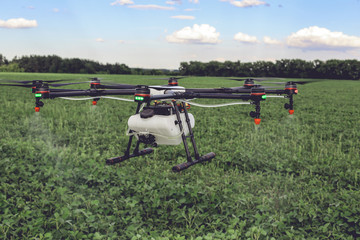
[0,72,360,239]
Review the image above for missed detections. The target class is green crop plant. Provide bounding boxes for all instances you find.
[0,72,359,239]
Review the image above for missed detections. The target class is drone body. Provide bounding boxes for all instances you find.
[128,105,195,145]
[0,77,309,172]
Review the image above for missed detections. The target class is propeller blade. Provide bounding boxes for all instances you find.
[252,77,287,81]
[148,76,186,80]
[227,78,267,82]
[264,82,284,85]
[227,77,285,82]
[228,78,249,81]
[0,79,31,84]
[39,79,80,83]
[258,86,280,89]
[266,80,320,85]
[100,83,138,89]
[292,80,318,85]
[0,79,84,85]
[49,82,88,87]
[83,78,140,89]
[0,83,33,88]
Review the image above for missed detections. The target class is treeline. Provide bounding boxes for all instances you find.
[1,54,360,79]
[1,54,131,74]
[0,54,178,75]
[180,59,360,80]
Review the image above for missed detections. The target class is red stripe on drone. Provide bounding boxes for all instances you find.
[135,94,150,97]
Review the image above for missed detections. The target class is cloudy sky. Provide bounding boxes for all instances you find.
[1,0,360,69]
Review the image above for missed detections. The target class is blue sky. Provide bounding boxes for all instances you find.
[1,0,360,69]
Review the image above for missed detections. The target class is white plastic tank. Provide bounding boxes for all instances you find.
[128,113,195,145]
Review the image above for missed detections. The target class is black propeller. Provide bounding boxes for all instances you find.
[0,81,87,88]
[266,80,319,85]
[0,79,80,84]
[0,83,34,88]
[228,78,274,82]
[48,82,88,87]
[149,76,186,80]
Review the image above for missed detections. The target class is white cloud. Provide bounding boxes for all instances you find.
[0,18,37,29]
[215,57,226,62]
[263,36,281,45]
[53,8,60,13]
[234,32,258,43]
[96,38,105,42]
[166,24,221,44]
[171,15,195,20]
[128,4,175,10]
[110,0,134,6]
[184,8,196,11]
[167,0,182,4]
[286,26,360,50]
[189,0,199,3]
[222,0,267,8]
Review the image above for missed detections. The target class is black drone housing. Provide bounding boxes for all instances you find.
[134,86,151,102]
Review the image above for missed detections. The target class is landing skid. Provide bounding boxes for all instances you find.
[106,148,154,165]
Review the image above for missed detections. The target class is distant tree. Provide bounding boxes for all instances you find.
[179,62,190,75]
[1,53,359,79]
[204,61,222,76]
[0,54,9,66]
[188,61,206,76]
[0,63,24,72]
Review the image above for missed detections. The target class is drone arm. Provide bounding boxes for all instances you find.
[264,89,286,94]
[149,92,254,101]
[47,89,136,98]
[97,84,137,89]
[185,89,295,96]
[95,89,136,95]
[185,93,253,101]
[185,87,249,94]
[185,88,235,93]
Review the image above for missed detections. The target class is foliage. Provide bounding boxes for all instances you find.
[2,54,360,79]
[11,55,132,75]
[179,59,360,80]
[0,73,360,239]
[0,63,24,72]
[0,54,180,76]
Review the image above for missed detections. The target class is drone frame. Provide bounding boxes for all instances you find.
[1,77,300,172]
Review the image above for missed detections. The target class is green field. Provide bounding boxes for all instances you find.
[1,72,360,239]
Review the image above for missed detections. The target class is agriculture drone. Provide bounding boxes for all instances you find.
[0,77,311,172]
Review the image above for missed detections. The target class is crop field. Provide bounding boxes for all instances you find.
[0,72,360,239]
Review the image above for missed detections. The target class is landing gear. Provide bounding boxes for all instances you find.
[106,101,215,172]
[171,101,215,172]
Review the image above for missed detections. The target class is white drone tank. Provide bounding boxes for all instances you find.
[128,112,195,145]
